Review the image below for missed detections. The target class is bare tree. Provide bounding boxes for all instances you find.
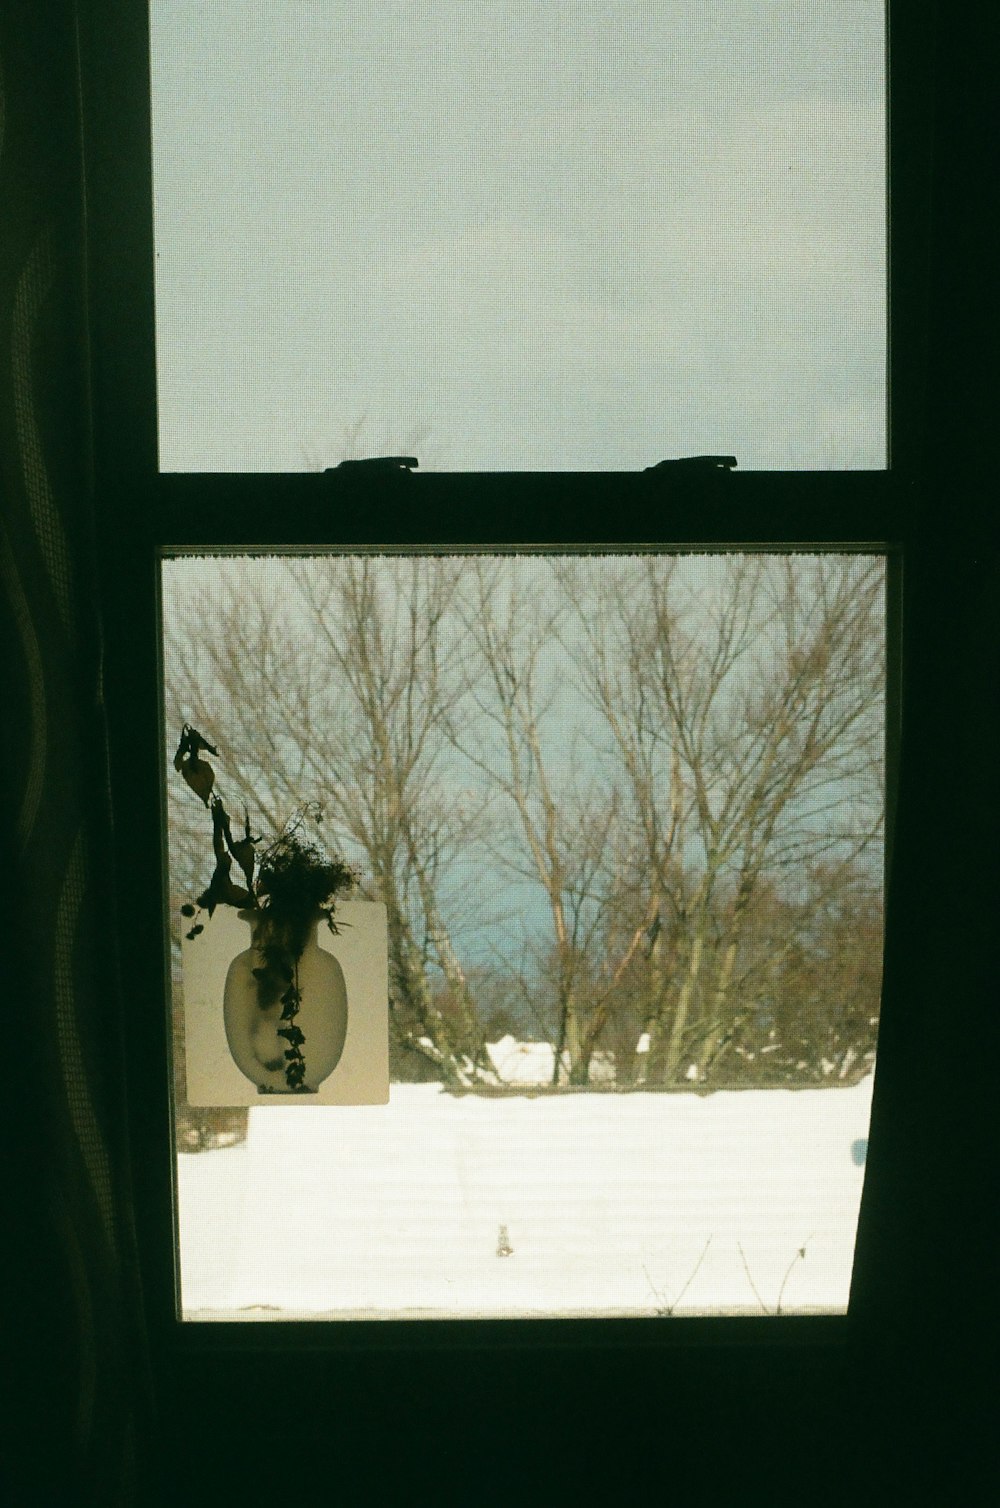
[162,554,493,1086]
[733,867,883,1084]
[162,550,885,1095]
[562,553,885,1086]
[446,558,646,1084]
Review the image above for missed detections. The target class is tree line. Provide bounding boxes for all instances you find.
[163,551,885,1092]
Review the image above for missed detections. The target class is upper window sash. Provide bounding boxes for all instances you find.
[77,1,935,493]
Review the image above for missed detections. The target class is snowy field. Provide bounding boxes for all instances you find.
[178,1076,875,1321]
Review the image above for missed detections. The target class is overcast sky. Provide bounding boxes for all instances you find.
[150,2,885,472]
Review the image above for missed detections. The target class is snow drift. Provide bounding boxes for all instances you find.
[178,1075,875,1320]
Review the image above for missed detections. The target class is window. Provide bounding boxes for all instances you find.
[85,0,935,1354]
[163,548,887,1320]
[149,1,886,472]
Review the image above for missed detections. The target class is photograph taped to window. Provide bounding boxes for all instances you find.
[180,901,389,1107]
[150,2,886,471]
[162,552,886,1319]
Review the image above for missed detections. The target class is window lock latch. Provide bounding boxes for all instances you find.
[644,455,737,473]
[326,456,419,475]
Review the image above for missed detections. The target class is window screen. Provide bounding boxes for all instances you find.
[163,550,885,1320]
[150,2,886,472]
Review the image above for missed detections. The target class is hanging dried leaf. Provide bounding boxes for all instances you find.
[211,796,234,857]
[196,851,252,916]
[181,754,215,806]
[174,723,219,770]
[228,805,261,890]
[185,724,219,757]
[177,733,353,966]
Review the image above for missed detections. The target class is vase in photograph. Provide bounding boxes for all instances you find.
[223,910,348,1094]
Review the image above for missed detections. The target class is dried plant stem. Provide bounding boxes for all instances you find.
[775,1234,814,1315]
[644,1235,713,1316]
[736,1241,770,1314]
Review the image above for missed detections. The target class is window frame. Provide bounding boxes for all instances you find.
[82,0,949,1377]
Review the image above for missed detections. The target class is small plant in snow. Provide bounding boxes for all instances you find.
[643,1236,713,1316]
[736,1235,815,1315]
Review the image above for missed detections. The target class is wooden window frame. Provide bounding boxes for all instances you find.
[80,0,982,1415]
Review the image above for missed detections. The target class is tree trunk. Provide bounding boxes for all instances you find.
[552,990,582,1085]
[386,896,472,1087]
[568,1034,593,1085]
[408,840,491,1080]
[693,871,755,1076]
[662,929,706,1084]
[693,936,740,1077]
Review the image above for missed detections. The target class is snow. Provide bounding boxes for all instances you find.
[484,1034,556,1084]
[177,1075,875,1321]
[484,1035,616,1085]
[484,1034,615,1085]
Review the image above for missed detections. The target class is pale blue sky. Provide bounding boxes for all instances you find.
[151,2,885,471]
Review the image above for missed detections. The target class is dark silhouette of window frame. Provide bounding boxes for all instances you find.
[81,1,987,1448]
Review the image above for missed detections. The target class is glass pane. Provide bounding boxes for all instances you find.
[150,3,886,472]
[162,551,886,1319]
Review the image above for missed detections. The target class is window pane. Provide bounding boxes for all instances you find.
[150,3,886,472]
[163,551,886,1319]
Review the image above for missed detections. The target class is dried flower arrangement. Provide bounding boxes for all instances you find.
[174,723,357,1092]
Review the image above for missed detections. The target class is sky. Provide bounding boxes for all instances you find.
[150,2,886,472]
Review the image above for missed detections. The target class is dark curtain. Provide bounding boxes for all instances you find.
[1,6,153,1501]
[0,3,991,1503]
